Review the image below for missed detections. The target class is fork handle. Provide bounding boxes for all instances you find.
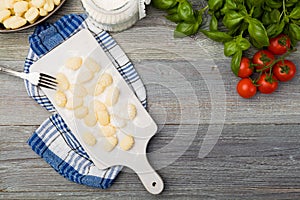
[0,66,25,79]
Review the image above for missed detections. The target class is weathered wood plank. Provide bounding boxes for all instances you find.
[1,124,300,199]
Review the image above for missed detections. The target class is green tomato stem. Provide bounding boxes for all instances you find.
[256,48,297,72]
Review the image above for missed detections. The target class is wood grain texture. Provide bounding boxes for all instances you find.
[1,1,300,199]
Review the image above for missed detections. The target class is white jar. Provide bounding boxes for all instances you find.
[81,0,151,32]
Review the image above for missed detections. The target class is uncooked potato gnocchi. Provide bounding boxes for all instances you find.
[65,96,83,110]
[0,0,62,30]
[105,87,120,106]
[65,57,82,70]
[101,125,116,137]
[120,135,134,151]
[56,73,69,91]
[84,57,101,73]
[74,106,88,119]
[82,131,97,146]
[84,111,97,127]
[54,90,67,107]
[128,104,137,120]
[103,136,118,152]
[96,110,110,126]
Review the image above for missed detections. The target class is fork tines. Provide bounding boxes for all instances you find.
[38,73,57,90]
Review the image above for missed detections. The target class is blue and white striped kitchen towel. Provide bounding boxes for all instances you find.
[25,14,147,189]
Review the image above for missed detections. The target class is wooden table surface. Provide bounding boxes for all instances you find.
[1,1,300,199]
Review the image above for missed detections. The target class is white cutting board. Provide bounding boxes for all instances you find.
[30,29,164,194]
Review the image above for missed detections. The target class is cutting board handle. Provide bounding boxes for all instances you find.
[133,155,164,195]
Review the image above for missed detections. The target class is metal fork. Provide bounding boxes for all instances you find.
[0,66,57,90]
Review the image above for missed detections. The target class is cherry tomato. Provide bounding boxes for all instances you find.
[236,78,257,98]
[273,60,297,82]
[268,34,291,55]
[257,74,278,94]
[252,50,275,72]
[238,57,253,78]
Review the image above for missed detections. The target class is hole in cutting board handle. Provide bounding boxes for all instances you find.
[152,182,156,187]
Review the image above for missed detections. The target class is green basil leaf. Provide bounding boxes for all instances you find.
[224,40,239,57]
[221,0,238,15]
[152,0,177,10]
[237,37,251,51]
[166,13,182,23]
[247,18,270,48]
[262,5,272,12]
[286,0,299,7]
[289,23,300,40]
[231,50,242,76]
[291,19,300,25]
[262,12,272,25]
[270,9,281,24]
[167,6,178,15]
[208,0,224,11]
[178,1,195,22]
[197,9,205,25]
[210,14,218,31]
[267,21,285,38]
[174,22,198,38]
[222,11,244,29]
[200,30,233,43]
[265,0,282,9]
[252,6,264,19]
[290,6,300,20]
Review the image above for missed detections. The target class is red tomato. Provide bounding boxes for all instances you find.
[268,34,291,55]
[236,78,257,98]
[273,60,297,82]
[238,57,253,78]
[257,74,278,94]
[252,50,275,72]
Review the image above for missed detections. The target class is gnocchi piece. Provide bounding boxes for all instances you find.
[4,0,15,9]
[53,0,60,6]
[74,106,88,119]
[110,115,126,128]
[24,7,40,24]
[43,0,54,12]
[31,0,46,8]
[3,16,27,29]
[96,110,110,126]
[128,104,137,120]
[69,84,87,97]
[93,82,106,96]
[65,56,82,70]
[103,136,118,152]
[84,111,97,127]
[0,0,7,10]
[56,73,69,91]
[0,9,11,23]
[54,91,67,107]
[105,87,120,106]
[77,69,93,84]
[101,125,116,137]
[13,1,29,16]
[92,100,107,112]
[84,57,101,73]
[98,73,113,87]
[65,96,83,110]
[82,132,97,146]
[39,8,48,16]
[120,135,134,151]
